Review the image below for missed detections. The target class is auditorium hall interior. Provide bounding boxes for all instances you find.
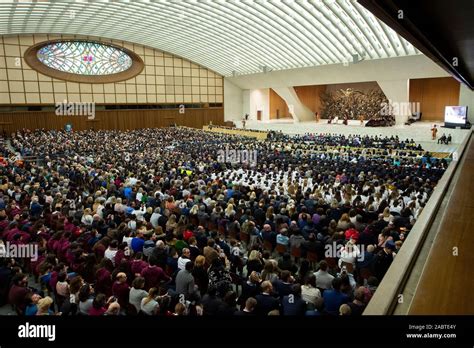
[0,0,472,319]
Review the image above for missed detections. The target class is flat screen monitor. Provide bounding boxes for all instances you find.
[444,106,467,126]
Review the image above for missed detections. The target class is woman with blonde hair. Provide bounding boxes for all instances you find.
[109,196,117,205]
[140,287,160,315]
[382,207,393,222]
[246,250,263,275]
[36,296,54,316]
[225,203,235,218]
[337,213,351,230]
[265,206,274,220]
[192,255,209,295]
[92,197,101,214]
[114,198,125,213]
[189,204,199,215]
[166,214,177,233]
[288,204,296,218]
[81,208,93,225]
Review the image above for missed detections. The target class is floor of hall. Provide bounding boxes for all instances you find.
[235,120,470,154]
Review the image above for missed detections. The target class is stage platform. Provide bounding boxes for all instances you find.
[235,120,471,154]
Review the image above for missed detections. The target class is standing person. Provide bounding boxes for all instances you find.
[314,261,334,291]
[140,288,160,315]
[129,277,148,314]
[175,261,196,300]
[8,274,32,315]
[373,240,396,281]
[192,255,209,296]
[431,124,438,140]
[111,272,130,311]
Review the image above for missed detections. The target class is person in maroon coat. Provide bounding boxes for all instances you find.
[130,253,148,276]
[111,272,130,310]
[95,258,114,297]
[140,259,170,291]
[8,274,32,314]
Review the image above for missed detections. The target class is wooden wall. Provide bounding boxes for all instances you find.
[269,88,290,119]
[409,77,460,121]
[294,85,327,114]
[0,107,224,134]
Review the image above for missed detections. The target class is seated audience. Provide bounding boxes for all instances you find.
[1,127,445,316]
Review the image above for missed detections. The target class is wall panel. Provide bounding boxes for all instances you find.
[294,85,327,114]
[269,88,290,119]
[409,77,460,121]
[0,108,223,134]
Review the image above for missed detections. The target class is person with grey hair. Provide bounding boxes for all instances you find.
[178,248,191,271]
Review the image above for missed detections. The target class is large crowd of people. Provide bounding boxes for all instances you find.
[0,126,447,316]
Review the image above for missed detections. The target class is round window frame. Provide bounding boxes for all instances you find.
[24,39,144,84]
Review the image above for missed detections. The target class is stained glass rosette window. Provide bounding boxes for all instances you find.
[36,41,133,75]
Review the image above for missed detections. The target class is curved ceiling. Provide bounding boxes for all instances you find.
[0,0,420,77]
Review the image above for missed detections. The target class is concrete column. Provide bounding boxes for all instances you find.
[271,87,314,122]
[378,79,410,125]
[224,79,243,121]
[246,89,269,121]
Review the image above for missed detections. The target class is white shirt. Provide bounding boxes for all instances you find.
[122,236,133,248]
[132,206,146,222]
[104,247,118,265]
[301,285,321,305]
[140,297,159,315]
[128,220,137,231]
[150,212,161,228]
[96,204,105,219]
[178,256,191,270]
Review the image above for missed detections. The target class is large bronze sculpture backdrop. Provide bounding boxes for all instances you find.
[320,88,395,126]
